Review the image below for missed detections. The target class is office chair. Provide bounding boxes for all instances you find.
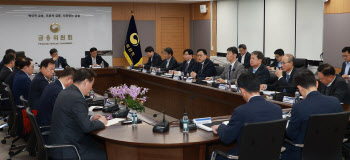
[0,82,11,131]
[26,107,81,160]
[285,112,350,160]
[294,58,308,69]
[215,66,224,76]
[81,58,86,68]
[262,57,271,66]
[211,119,288,160]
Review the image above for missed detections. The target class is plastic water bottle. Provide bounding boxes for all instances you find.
[181,72,184,80]
[132,111,138,126]
[90,89,95,100]
[294,90,300,103]
[182,113,189,133]
[227,81,231,91]
[104,91,108,107]
[101,61,104,68]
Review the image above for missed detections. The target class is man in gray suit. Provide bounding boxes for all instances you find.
[48,68,107,160]
[207,47,244,84]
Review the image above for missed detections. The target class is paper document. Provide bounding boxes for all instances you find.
[262,91,280,95]
[89,106,103,112]
[106,118,124,126]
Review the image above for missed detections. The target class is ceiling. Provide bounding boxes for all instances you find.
[30,0,213,3]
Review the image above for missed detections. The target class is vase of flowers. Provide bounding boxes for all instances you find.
[109,84,148,113]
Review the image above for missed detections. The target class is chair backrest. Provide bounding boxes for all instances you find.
[215,66,224,76]
[20,96,29,109]
[81,58,86,67]
[268,72,278,85]
[26,107,48,160]
[294,58,308,69]
[4,86,19,137]
[302,112,350,160]
[262,57,271,66]
[238,119,288,160]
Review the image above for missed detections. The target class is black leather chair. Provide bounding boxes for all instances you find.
[285,112,350,160]
[294,58,308,69]
[81,58,86,68]
[211,119,288,160]
[215,66,224,76]
[268,72,278,85]
[26,107,81,160]
[262,57,271,66]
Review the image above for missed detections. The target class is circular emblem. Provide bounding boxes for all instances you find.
[50,23,60,33]
[130,33,139,46]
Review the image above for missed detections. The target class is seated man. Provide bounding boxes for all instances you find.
[339,46,350,80]
[158,47,178,72]
[211,71,282,159]
[37,68,76,126]
[317,63,350,104]
[282,69,343,160]
[48,68,107,160]
[0,54,15,82]
[191,49,216,79]
[28,59,55,110]
[248,51,270,84]
[13,57,34,106]
[83,47,109,68]
[0,49,16,71]
[268,48,284,70]
[262,54,298,94]
[50,48,70,68]
[237,44,251,68]
[5,57,24,89]
[175,49,197,75]
[138,46,162,69]
[207,47,244,84]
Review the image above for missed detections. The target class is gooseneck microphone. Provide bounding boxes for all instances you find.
[153,110,169,132]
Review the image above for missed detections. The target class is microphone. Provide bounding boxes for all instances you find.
[271,86,297,101]
[153,110,166,118]
[153,110,169,132]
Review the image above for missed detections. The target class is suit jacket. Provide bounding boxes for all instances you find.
[238,52,251,68]
[28,72,49,110]
[176,58,197,74]
[267,68,299,94]
[248,64,270,84]
[37,80,63,126]
[270,59,281,69]
[4,67,20,89]
[13,70,31,106]
[144,52,162,69]
[52,56,69,68]
[283,91,343,160]
[158,57,178,72]
[318,75,350,104]
[217,96,282,155]
[83,55,109,68]
[0,66,12,82]
[193,58,217,79]
[339,62,350,76]
[48,85,105,159]
[219,61,244,84]
[0,60,4,72]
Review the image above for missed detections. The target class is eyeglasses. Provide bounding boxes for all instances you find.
[343,55,350,58]
[281,61,290,65]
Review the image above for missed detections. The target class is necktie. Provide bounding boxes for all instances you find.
[286,74,290,83]
[228,65,232,80]
[325,86,331,95]
[200,63,204,73]
[185,62,189,72]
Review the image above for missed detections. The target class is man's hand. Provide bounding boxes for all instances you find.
[216,78,226,83]
[275,68,283,78]
[205,77,212,80]
[191,72,197,78]
[138,64,144,67]
[342,74,350,80]
[211,125,219,134]
[98,116,108,126]
[92,64,100,67]
[52,56,59,61]
[92,114,102,121]
[260,84,267,91]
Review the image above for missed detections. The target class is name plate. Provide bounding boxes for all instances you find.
[186,78,192,83]
[173,76,179,80]
[151,71,156,75]
[218,84,227,90]
[127,66,132,70]
[193,117,212,125]
[142,69,148,73]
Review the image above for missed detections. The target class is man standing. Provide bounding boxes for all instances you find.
[84,47,109,68]
[50,48,70,68]
[138,46,162,69]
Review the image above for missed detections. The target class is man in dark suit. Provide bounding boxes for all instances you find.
[28,59,55,110]
[13,57,34,106]
[0,49,16,71]
[138,46,162,69]
[282,69,343,160]
[176,49,197,75]
[211,71,282,159]
[262,54,298,94]
[50,48,70,68]
[158,47,178,72]
[191,49,216,79]
[267,48,284,70]
[248,51,270,84]
[5,57,24,89]
[83,47,109,68]
[48,68,107,160]
[237,44,251,68]
[317,63,350,104]
[0,54,15,82]
[339,46,350,80]
[37,68,76,126]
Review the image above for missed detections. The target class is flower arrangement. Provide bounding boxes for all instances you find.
[109,84,149,112]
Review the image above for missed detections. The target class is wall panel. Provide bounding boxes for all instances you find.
[217,0,237,53]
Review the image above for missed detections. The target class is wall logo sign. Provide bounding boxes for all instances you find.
[50,23,60,33]
[38,23,73,45]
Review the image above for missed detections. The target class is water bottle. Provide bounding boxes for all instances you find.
[227,80,231,91]
[294,90,300,103]
[90,89,95,100]
[181,72,184,80]
[101,61,104,68]
[59,63,62,68]
[104,91,108,107]
[132,111,138,126]
[182,113,189,133]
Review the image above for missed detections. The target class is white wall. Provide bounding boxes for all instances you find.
[217,0,237,53]
[0,5,112,68]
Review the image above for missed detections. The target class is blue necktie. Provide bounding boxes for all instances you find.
[228,65,232,80]
[283,74,290,93]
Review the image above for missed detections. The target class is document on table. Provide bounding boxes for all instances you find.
[106,118,125,126]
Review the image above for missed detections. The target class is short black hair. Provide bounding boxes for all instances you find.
[251,50,264,60]
[73,68,97,83]
[317,63,335,76]
[163,47,173,56]
[3,54,15,65]
[15,57,25,68]
[342,47,350,53]
[39,58,55,69]
[237,71,260,93]
[274,49,284,56]
[227,47,239,55]
[183,49,193,55]
[5,49,16,55]
[60,68,77,78]
[238,44,247,50]
[90,47,97,53]
[145,46,154,53]
[50,48,58,55]
[197,49,207,55]
[18,57,32,69]
[293,69,316,89]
